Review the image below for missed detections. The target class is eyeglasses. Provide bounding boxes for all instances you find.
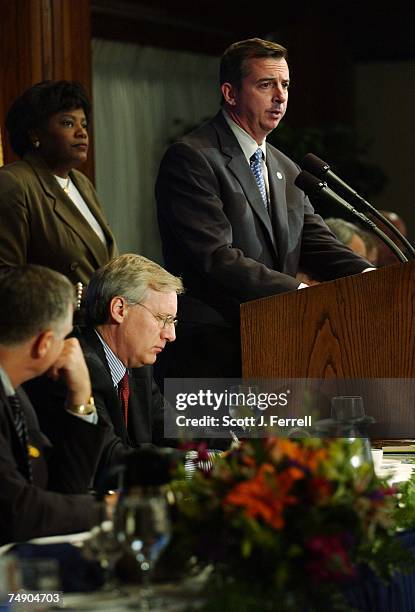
[135,302,178,329]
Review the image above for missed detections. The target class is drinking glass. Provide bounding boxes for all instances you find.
[228,384,260,435]
[331,396,374,467]
[115,488,171,609]
[19,557,60,592]
[81,496,124,594]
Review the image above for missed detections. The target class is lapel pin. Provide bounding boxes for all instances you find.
[28,445,40,458]
[276,172,283,180]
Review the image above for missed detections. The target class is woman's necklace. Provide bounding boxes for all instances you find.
[63,177,70,193]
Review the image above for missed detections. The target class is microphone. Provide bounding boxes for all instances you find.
[294,170,408,263]
[301,153,415,259]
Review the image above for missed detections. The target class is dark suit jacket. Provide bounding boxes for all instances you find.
[75,326,166,449]
[0,380,107,545]
[26,327,168,486]
[0,152,117,285]
[156,111,371,326]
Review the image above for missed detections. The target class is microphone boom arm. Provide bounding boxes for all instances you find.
[349,192,415,259]
[301,152,415,259]
[324,185,408,264]
[294,170,408,264]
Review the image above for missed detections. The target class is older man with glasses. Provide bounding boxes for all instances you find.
[26,254,183,485]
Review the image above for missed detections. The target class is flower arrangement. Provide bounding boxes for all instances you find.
[171,438,415,611]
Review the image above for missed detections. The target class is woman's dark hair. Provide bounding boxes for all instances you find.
[5,80,91,157]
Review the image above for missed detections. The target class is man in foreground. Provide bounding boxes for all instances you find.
[0,265,107,544]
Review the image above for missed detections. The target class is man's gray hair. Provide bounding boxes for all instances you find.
[0,265,75,345]
[85,254,184,326]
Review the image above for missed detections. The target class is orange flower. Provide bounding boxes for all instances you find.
[266,438,302,463]
[304,447,328,471]
[265,438,327,472]
[242,454,256,468]
[277,466,305,489]
[224,463,299,530]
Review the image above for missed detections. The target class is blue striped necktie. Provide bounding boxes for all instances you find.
[9,393,33,483]
[250,148,268,209]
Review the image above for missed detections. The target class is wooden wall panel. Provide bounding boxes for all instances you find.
[0,0,94,180]
[0,1,43,166]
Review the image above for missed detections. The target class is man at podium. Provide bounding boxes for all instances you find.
[155,38,372,379]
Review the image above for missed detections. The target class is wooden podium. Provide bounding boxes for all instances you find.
[240,262,415,437]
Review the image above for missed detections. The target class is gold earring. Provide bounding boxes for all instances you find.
[33,140,40,149]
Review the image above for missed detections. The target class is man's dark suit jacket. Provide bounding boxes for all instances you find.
[25,327,168,488]
[155,111,372,377]
[0,380,107,545]
[75,326,165,448]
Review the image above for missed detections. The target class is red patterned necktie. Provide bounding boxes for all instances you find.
[118,371,130,426]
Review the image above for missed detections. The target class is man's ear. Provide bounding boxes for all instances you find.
[221,82,237,106]
[109,296,128,324]
[31,330,54,359]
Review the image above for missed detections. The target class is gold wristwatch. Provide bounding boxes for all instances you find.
[68,396,96,416]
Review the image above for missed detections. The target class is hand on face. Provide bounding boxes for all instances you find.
[47,337,92,406]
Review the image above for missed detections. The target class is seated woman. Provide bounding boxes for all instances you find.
[0,80,118,286]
